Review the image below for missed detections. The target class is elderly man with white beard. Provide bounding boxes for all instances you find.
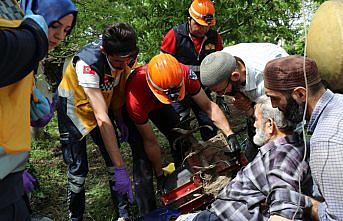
[191,95,313,221]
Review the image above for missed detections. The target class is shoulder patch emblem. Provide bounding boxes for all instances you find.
[205,43,215,50]
[189,69,198,80]
[83,66,95,75]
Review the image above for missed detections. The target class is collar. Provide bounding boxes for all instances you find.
[239,61,257,91]
[307,89,334,134]
[259,133,299,156]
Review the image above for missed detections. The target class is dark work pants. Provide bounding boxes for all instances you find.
[0,171,30,221]
[123,105,185,217]
[171,93,217,141]
[57,97,128,221]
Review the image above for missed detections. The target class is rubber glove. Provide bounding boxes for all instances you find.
[30,87,54,127]
[116,120,129,143]
[216,95,231,116]
[21,0,48,37]
[112,166,134,203]
[22,170,38,193]
[226,134,241,153]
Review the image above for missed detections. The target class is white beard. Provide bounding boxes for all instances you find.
[253,126,267,146]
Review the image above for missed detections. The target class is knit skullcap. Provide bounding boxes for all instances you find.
[264,55,321,90]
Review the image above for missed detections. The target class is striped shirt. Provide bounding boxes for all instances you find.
[308,89,343,220]
[211,134,312,220]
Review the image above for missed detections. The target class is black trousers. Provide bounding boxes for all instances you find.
[171,92,217,141]
[123,105,186,217]
[0,171,30,221]
[56,97,129,220]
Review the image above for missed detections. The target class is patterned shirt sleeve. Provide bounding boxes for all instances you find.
[212,135,311,220]
[266,143,311,219]
[75,60,100,88]
[307,91,343,220]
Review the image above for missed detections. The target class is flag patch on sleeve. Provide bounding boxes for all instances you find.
[83,66,95,75]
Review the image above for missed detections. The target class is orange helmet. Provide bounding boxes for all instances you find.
[147,54,185,104]
[189,0,216,26]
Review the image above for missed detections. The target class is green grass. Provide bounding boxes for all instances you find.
[29,117,172,221]
[30,117,122,220]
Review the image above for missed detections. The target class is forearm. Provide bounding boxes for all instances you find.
[98,119,124,167]
[0,19,48,87]
[269,196,320,221]
[143,140,163,176]
[268,162,313,219]
[208,101,234,136]
[269,215,292,221]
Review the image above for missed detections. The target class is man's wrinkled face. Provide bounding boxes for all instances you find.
[265,88,304,125]
[253,105,268,146]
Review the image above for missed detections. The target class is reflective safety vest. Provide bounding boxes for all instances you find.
[0,0,23,28]
[58,40,132,138]
[0,73,34,153]
[0,0,33,154]
[173,23,218,76]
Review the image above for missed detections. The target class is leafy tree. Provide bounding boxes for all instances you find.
[46,0,325,87]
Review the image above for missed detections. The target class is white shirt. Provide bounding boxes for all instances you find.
[223,43,288,101]
[75,59,121,89]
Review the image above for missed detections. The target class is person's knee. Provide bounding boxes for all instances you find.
[67,172,86,193]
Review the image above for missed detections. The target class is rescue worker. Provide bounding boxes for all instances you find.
[20,1,78,220]
[125,53,240,216]
[200,44,288,161]
[0,0,77,220]
[0,2,48,221]
[160,0,223,141]
[56,23,137,220]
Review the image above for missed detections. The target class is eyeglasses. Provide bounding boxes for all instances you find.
[202,14,214,25]
[146,71,183,102]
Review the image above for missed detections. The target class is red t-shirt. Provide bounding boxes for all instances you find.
[160,28,223,55]
[126,64,201,124]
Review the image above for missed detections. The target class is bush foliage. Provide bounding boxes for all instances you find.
[50,0,325,68]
